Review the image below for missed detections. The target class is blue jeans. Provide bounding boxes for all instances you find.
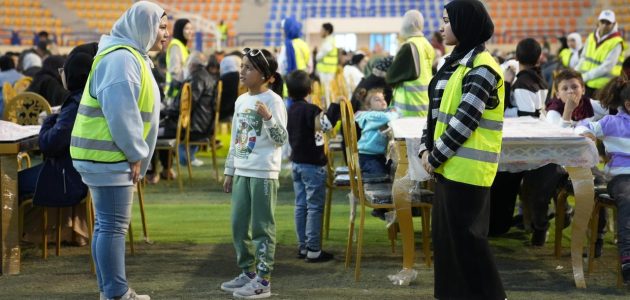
[608,175,630,262]
[359,153,388,176]
[292,163,326,251]
[90,185,133,298]
[179,144,199,165]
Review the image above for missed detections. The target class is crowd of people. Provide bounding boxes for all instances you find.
[2,0,630,299]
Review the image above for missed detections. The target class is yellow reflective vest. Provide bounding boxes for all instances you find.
[70,45,155,163]
[579,33,625,89]
[392,36,435,117]
[317,36,338,74]
[433,51,505,187]
[293,38,311,71]
[558,48,572,68]
[165,38,189,95]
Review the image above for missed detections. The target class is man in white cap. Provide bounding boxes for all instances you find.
[577,9,626,97]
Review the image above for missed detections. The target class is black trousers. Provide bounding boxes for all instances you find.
[433,174,506,300]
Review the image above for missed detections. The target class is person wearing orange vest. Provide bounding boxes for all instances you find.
[420,1,506,299]
[578,10,626,97]
[70,2,167,299]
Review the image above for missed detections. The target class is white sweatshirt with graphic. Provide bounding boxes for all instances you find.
[224,90,288,179]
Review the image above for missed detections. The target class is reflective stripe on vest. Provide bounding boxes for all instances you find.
[392,36,435,117]
[165,39,190,93]
[317,36,338,74]
[433,51,505,187]
[558,48,571,67]
[70,45,155,163]
[293,38,310,71]
[579,33,625,89]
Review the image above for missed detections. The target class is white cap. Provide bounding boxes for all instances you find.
[598,10,616,23]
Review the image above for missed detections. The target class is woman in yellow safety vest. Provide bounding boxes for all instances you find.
[419,1,506,299]
[166,18,193,99]
[69,1,167,299]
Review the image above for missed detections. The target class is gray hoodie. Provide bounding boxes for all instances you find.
[73,1,163,187]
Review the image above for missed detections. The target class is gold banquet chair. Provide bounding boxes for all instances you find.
[2,92,51,125]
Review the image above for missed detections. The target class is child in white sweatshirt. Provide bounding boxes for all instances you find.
[220,48,288,299]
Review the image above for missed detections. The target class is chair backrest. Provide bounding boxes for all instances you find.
[3,92,52,125]
[3,82,16,103]
[13,76,32,93]
[177,82,192,143]
[339,96,366,201]
[310,80,322,109]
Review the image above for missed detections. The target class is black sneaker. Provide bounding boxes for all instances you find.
[296,249,307,259]
[371,209,386,221]
[531,229,548,247]
[305,250,334,263]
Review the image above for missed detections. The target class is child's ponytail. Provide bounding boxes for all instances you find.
[269,72,284,97]
[596,76,630,112]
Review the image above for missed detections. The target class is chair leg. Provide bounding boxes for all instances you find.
[421,206,432,267]
[345,214,355,269]
[42,207,48,259]
[185,145,193,185]
[354,204,366,281]
[86,197,95,274]
[323,184,333,240]
[388,222,397,254]
[137,182,150,243]
[175,147,183,192]
[210,137,219,182]
[56,208,62,256]
[588,203,601,274]
[554,191,567,258]
[128,222,135,256]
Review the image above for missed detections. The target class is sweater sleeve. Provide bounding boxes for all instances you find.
[386,43,419,86]
[582,44,622,82]
[262,97,288,146]
[168,44,185,83]
[428,66,499,169]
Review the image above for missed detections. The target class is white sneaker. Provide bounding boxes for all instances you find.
[100,293,106,300]
[220,272,254,292]
[191,159,204,167]
[106,288,150,300]
[232,277,271,299]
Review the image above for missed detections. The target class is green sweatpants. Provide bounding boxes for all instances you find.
[231,175,278,280]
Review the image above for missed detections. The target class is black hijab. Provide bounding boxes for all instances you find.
[63,42,98,92]
[444,0,494,64]
[173,19,191,47]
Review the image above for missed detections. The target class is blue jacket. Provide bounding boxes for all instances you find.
[355,110,399,155]
[33,91,88,207]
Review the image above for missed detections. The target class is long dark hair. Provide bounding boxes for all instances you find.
[597,76,630,113]
[173,19,191,48]
[244,48,283,96]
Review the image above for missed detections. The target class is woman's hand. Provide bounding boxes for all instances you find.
[223,175,233,193]
[129,161,141,184]
[421,151,434,175]
[255,101,272,121]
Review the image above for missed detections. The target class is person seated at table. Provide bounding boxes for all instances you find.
[18,43,96,245]
[26,55,69,107]
[355,88,399,219]
[286,70,339,262]
[575,76,630,283]
[545,68,609,127]
[504,38,548,118]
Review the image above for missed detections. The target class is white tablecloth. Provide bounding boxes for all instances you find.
[390,117,600,181]
[0,120,40,142]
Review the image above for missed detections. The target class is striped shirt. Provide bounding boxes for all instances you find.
[575,110,630,176]
[420,46,501,169]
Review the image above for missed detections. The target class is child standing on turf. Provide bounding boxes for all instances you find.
[286,70,340,262]
[221,48,288,299]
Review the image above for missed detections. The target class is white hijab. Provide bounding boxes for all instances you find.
[567,32,583,51]
[110,1,164,54]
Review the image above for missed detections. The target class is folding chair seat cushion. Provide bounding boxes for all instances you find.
[156,138,176,147]
[364,183,392,205]
[334,166,349,176]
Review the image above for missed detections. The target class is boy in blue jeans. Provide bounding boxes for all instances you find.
[286,70,339,262]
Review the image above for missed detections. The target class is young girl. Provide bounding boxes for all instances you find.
[356,88,399,177]
[355,89,399,219]
[220,48,287,299]
[576,77,630,284]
